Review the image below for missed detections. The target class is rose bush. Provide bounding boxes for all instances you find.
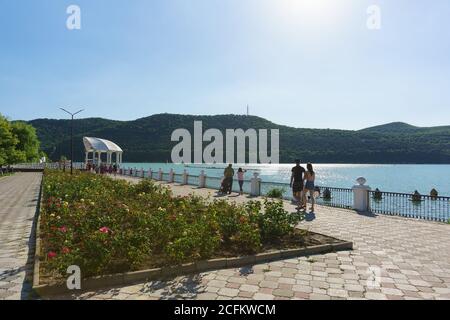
[40,170,304,278]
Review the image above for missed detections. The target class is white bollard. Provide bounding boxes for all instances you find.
[352,177,371,212]
[250,172,261,197]
[182,169,188,185]
[199,170,206,188]
[168,169,174,183]
[158,168,163,181]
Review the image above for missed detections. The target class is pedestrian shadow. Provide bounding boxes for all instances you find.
[239,266,254,276]
[140,274,204,300]
[228,194,241,198]
[304,211,316,222]
[213,193,228,198]
[356,211,378,218]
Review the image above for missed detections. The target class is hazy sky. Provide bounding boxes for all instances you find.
[1,0,449,129]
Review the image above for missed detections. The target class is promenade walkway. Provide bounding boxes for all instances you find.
[59,175,450,300]
[0,172,42,300]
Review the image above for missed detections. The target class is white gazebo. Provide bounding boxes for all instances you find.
[83,137,123,166]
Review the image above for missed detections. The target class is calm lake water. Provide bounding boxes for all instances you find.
[122,163,450,197]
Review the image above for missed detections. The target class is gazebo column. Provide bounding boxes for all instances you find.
[85,152,88,165]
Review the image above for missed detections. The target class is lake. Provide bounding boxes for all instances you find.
[121,163,450,197]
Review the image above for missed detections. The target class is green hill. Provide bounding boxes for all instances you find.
[359,122,419,134]
[27,114,450,164]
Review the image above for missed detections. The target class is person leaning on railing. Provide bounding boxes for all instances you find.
[237,168,247,195]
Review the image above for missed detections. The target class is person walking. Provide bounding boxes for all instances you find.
[290,159,306,210]
[304,163,316,212]
[237,168,247,195]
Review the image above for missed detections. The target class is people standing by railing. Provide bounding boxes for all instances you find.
[237,168,247,195]
[223,164,235,195]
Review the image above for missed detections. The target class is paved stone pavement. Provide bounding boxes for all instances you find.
[53,176,450,300]
[0,172,42,300]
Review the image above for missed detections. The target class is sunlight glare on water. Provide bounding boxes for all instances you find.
[122,163,450,196]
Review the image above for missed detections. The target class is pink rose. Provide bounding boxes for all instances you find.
[58,226,67,233]
[47,251,57,259]
[99,226,110,234]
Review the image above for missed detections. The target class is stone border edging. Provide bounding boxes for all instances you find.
[33,241,352,297]
[32,176,44,291]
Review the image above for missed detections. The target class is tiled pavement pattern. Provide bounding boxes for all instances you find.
[0,173,41,300]
[55,176,450,300]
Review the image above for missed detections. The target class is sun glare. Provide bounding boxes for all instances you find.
[271,0,350,29]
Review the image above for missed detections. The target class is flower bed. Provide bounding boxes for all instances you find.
[39,170,343,285]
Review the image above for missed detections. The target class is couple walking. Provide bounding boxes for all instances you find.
[290,159,315,212]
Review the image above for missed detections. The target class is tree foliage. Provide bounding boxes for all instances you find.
[0,113,41,165]
[28,114,450,164]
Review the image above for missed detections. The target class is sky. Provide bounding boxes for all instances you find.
[0,0,449,130]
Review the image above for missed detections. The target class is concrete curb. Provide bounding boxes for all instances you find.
[33,240,353,297]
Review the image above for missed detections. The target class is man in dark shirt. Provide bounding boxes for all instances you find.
[290,159,306,209]
[223,164,235,194]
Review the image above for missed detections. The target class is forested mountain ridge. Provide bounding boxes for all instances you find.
[27,114,450,164]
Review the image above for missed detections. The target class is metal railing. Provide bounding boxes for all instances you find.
[315,186,354,209]
[116,167,450,222]
[12,162,86,170]
[369,190,450,222]
[258,181,353,209]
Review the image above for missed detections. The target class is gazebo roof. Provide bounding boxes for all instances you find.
[83,137,123,153]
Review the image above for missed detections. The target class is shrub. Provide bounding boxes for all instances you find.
[40,170,304,278]
[266,188,285,199]
[256,199,304,241]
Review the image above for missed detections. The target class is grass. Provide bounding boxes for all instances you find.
[0,172,14,179]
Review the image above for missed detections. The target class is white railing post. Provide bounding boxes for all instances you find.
[250,172,261,196]
[158,168,163,181]
[199,170,206,188]
[182,169,188,185]
[168,169,174,183]
[141,168,145,178]
[148,168,152,179]
[352,177,371,212]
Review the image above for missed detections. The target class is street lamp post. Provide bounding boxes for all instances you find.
[60,108,84,175]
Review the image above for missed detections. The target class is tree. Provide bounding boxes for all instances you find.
[0,114,41,165]
[0,114,18,166]
[10,121,41,162]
